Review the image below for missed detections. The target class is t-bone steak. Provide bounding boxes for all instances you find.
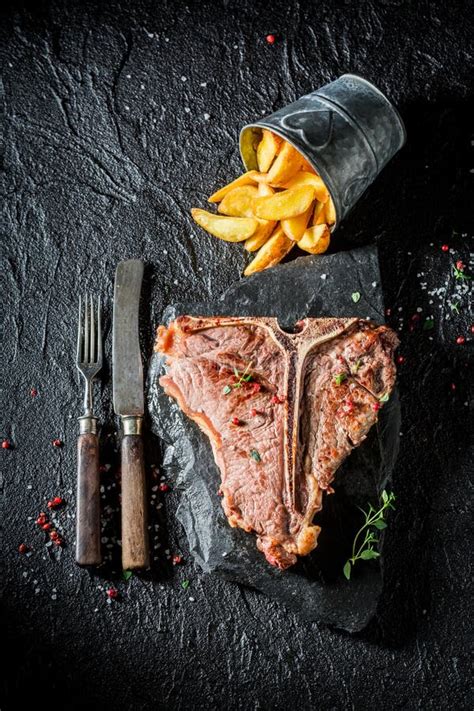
[156,315,398,570]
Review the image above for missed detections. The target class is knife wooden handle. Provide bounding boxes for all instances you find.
[76,432,102,566]
[121,434,149,570]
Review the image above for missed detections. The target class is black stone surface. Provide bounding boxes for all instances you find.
[148,247,401,633]
[2,1,473,709]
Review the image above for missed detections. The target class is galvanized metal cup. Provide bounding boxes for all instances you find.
[240,74,406,227]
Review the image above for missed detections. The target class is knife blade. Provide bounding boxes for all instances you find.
[113,260,150,570]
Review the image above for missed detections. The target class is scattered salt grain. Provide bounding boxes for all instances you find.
[189,597,195,602]
[204,113,210,120]
[181,76,187,82]
[320,274,327,280]
[200,82,207,87]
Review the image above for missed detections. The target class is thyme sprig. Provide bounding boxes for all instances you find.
[222,361,254,395]
[343,490,396,580]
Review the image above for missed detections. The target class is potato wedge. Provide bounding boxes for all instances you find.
[244,226,294,276]
[208,171,259,203]
[253,185,316,221]
[325,196,336,225]
[281,204,313,242]
[299,156,317,174]
[297,223,331,254]
[257,181,274,197]
[218,185,258,217]
[266,141,305,186]
[312,200,326,225]
[283,171,329,203]
[191,208,258,242]
[244,218,276,252]
[257,129,282,172]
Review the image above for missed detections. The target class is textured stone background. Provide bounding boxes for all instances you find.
[1,1,473,709]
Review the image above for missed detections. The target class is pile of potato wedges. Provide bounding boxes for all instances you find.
[191,129,336,276]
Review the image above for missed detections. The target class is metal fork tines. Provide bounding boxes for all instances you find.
[75,294,103,567]
[76,295,102,423]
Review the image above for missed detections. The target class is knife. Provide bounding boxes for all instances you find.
[113,260,150,570]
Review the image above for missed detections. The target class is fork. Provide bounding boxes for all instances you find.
[75,295,103,566]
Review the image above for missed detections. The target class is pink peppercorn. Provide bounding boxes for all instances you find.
[107,588,119,599]
[397,356,405,365]
[172,555,183,565]
[18,543,29,554]
[2,440,11,450]
[252,382,262,394]
[159,482,170,492]
[373,402,381,412]
[30,388,38,397]
[456,260,465,271]
[52,439,62,448]
[266,34,276,44]
[456,336,465,345]
[441,244,449,252]
[231,417,241,426]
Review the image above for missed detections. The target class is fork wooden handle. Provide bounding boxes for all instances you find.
[76,430,102,566]
[121,434,150,570]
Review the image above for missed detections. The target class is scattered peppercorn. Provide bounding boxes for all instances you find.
[252,382,262,394]
[385,308,392,317]
[52,439,63,448]
[411,314,420,322]
[30,388,38,397]
[159,482,170,492]
[36,513,47,526]
[107,588,119,599]
[397,355,405,365]
[271,394,284,404]
[231,417,241,426]
[49,531,59,541]
[47,497,64,509]
[342,399,354,414]
[455,260,465,271]
[266,34,276,44]
[373,402,381,412]
[250,408,258,417]
[456,336,466,345]
[441,244,449,252]
[18,543,29,554]
[42,523,52,531]
[53,538,63,547]
[172,555,184,565]
[451,383,456,391]
[2,440,11,450]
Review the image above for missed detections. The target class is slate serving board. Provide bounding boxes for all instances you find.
[147,245,400,632]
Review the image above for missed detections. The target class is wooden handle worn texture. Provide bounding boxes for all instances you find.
[76,432,102,566]
[121,434,149,570]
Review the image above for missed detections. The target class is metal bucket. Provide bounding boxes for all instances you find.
[240,74,406,228]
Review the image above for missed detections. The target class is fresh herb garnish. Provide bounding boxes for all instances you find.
[334,372,348,386]
[122,570,133,581]
[423,318,434,331]
[454,266,471,281]
[343,490,396,580]
[222,385,232,395]
[351,292,361,303]
[249,449,261,463]
[352,360,362,374]
[233,361,253,387]
[379,392,390,403]
[181,580,190,590]
[450,302,461,314]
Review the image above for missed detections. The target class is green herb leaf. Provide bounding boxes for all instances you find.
[454,267,471,281]
[334,372,348,386]
[181,580,190,590]
[352,359,362,374]
[123,570,133,581]
[250,449,261,463]
[234,367,240,378]
[379,393,390,403]
[423,318,434,331]
[450,302,461,314]
[351,291,361,303]
[343,561,352,580]
[345,489,395,581]
[222,385,232,395]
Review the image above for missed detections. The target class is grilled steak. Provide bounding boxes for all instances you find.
[156,316,398,569]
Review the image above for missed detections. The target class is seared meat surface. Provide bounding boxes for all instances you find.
[156,316,398,569]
